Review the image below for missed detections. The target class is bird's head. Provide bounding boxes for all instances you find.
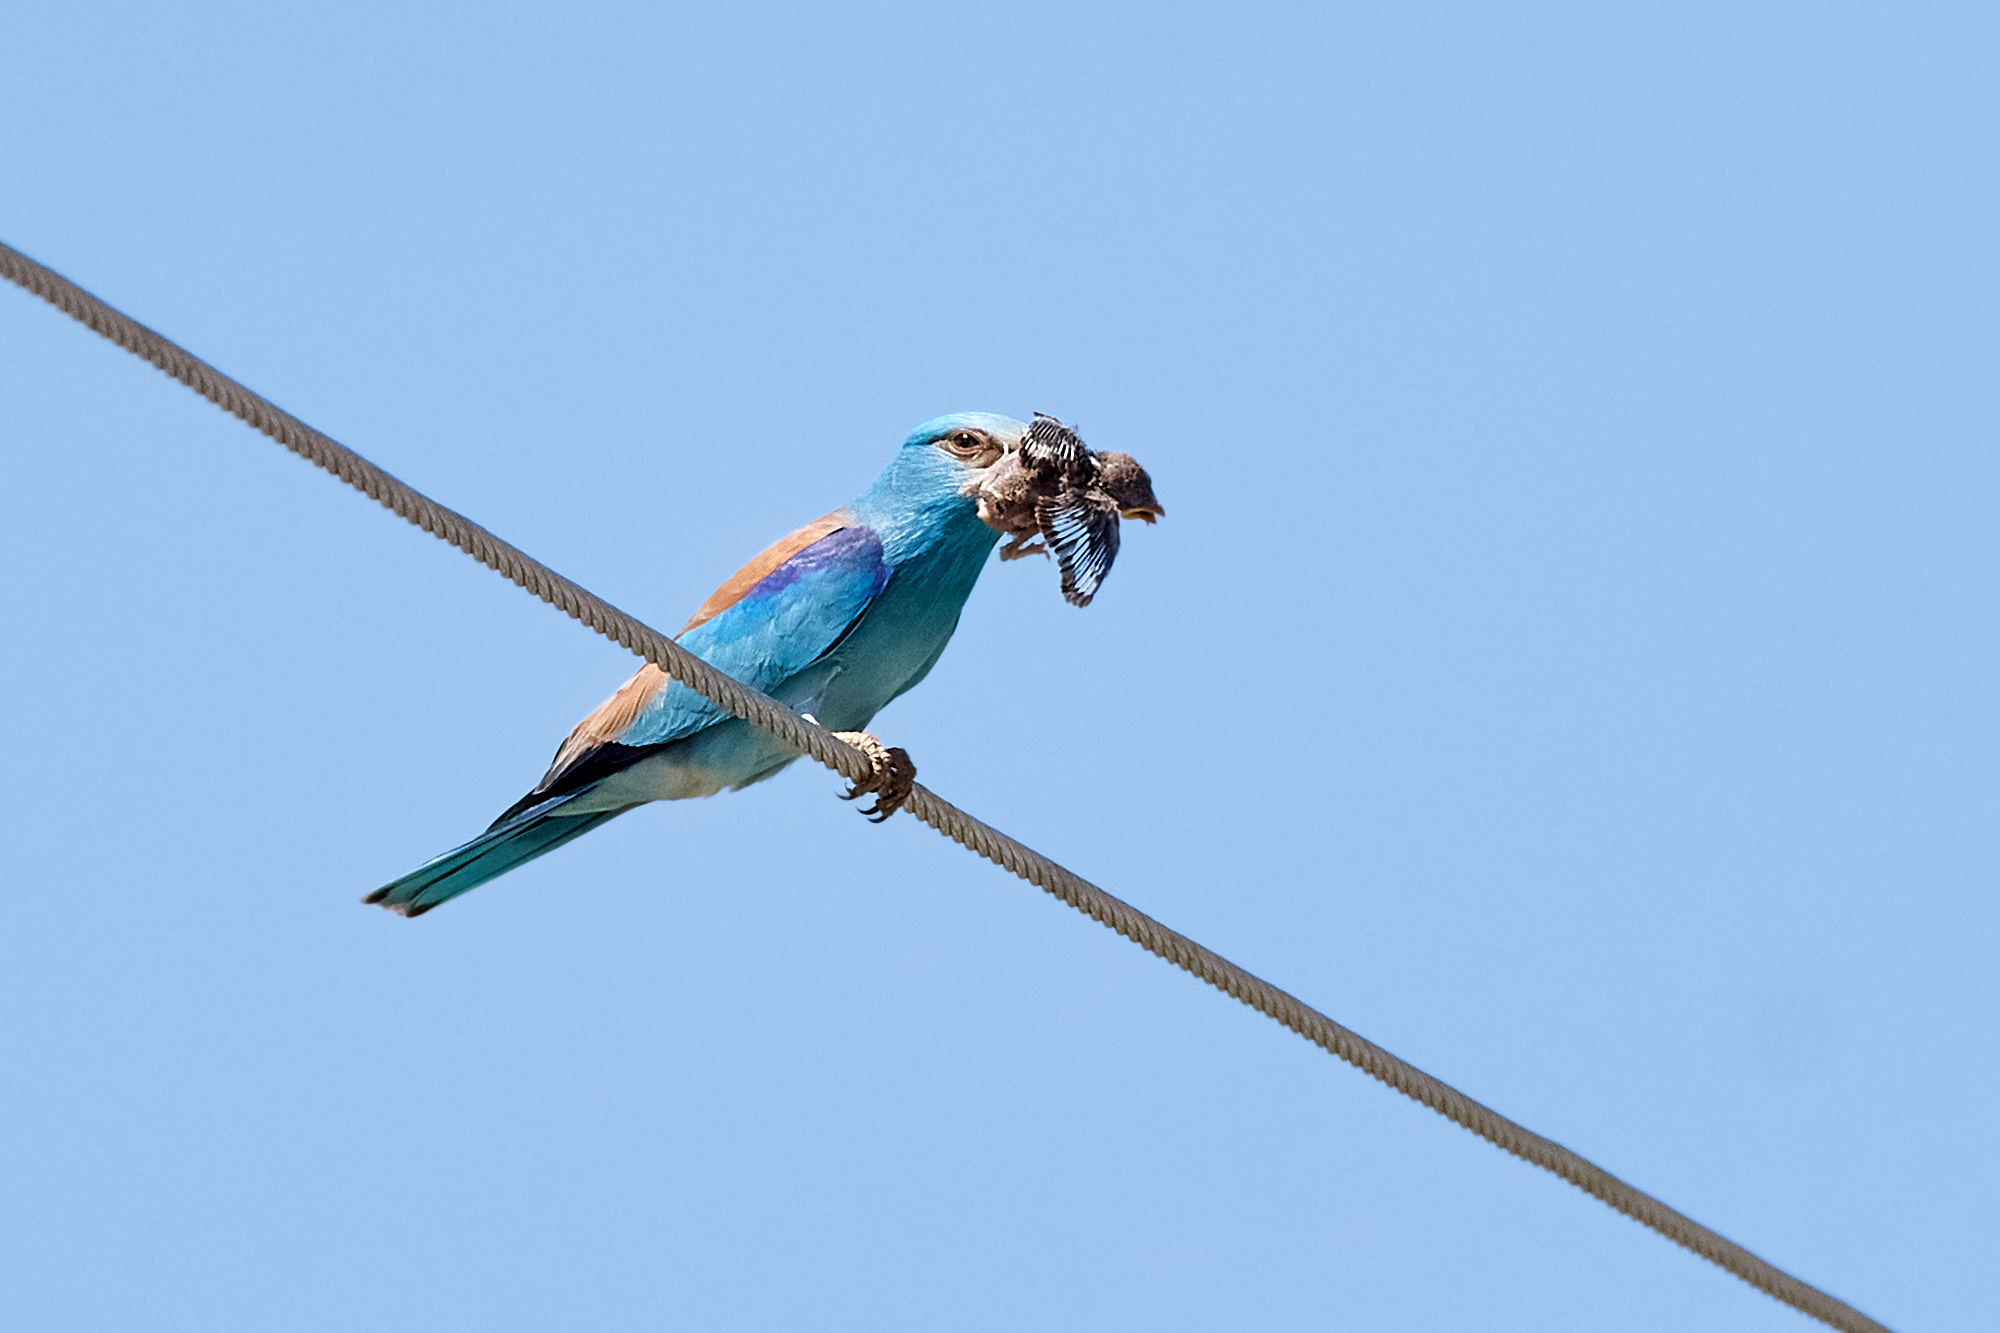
[1094,451,1166,523]
[903,412,1027,469]
[874,412,1025,496]
[850,413,1028,542]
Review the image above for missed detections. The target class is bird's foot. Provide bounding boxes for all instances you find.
[832,730,916,822]
[998,536,1049,562]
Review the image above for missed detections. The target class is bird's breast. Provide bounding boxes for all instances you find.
[808,526,995,725]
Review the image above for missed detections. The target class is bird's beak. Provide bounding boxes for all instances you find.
[1121,504,1164,524]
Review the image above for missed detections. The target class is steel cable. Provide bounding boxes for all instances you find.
[0,239,1894,1333]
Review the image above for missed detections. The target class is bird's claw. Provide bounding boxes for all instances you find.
[831,730,916,822]
[998,536,1048,562]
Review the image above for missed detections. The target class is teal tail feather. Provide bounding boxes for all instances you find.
[365,795,630,917]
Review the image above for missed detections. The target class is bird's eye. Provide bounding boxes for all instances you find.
[937,429,1001,466]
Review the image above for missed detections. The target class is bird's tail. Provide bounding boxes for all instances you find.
[365,793,630,917]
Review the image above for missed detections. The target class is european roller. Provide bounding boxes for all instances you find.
[368,412,1157,917]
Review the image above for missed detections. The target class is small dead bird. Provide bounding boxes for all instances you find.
[974,413,1090,555]
[971,413,1164,606]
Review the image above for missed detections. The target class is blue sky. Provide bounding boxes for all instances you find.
[2,3,1993,1329]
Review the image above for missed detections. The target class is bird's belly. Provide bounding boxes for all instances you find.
[559,759,726,813]
[563,719,804,813]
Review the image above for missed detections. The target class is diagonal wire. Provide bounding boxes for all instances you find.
[0,238,1894,1333]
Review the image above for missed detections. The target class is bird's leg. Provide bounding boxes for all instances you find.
[831,730,916,822]
[998,535,1048,562]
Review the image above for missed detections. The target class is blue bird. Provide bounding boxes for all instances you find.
[367,414,1026,916]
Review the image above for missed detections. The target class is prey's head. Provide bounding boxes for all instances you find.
[1094,452,1165,523]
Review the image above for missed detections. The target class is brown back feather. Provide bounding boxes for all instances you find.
[677,510,850,635]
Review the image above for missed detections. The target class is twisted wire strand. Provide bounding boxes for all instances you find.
[0,239,1892,1333]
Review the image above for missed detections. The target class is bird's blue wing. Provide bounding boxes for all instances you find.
[622,521,891,744]
[492,515,890,819]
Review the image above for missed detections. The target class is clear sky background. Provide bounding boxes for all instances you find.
[2,3,1993,1329]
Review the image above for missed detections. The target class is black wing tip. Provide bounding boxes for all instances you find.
[360,885,430,917]
[362,897,429,918]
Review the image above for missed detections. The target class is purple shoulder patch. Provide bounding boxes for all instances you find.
[742,525,889,603]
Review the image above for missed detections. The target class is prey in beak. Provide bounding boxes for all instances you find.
[974,415,1164,606]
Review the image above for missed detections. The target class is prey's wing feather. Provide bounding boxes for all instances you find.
[1036,489,1121,607]
[502,519,891,817]
[1021,413,1088,472]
